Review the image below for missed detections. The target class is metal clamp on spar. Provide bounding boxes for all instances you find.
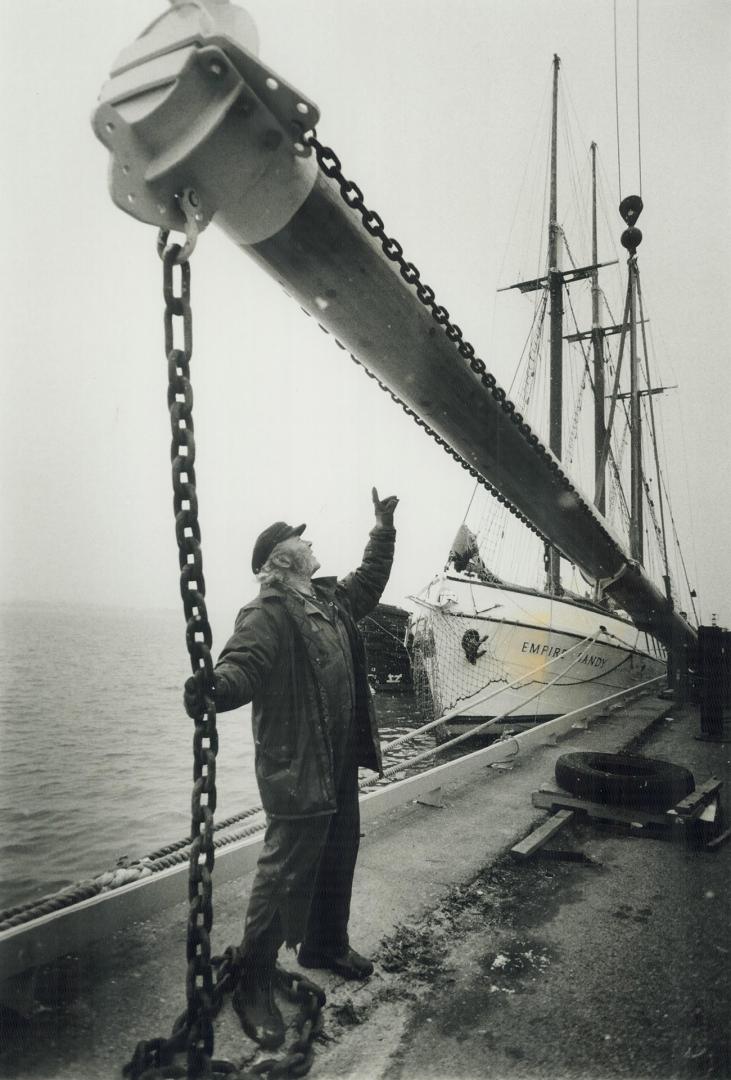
[91,0,320,243]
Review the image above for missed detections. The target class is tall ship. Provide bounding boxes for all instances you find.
[409,56,696,742]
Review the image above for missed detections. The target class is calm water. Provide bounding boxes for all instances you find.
[0,602,432,912]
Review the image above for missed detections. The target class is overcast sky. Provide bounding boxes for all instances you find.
[1,0,729,635]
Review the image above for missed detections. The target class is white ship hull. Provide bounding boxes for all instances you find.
[410,574,667,735]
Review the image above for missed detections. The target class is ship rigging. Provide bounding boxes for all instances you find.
[408,50,698,737]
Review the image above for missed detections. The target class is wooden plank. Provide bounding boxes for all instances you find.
[673,778,723,817]
[531,790,681,828]
[706,828,731,851]
[511,810,575,860]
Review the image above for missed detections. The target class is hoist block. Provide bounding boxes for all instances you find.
[92,0,320,242]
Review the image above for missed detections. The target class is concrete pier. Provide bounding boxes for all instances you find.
[1,695,728,1079]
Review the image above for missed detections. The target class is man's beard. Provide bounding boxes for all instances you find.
[287,548,315,579]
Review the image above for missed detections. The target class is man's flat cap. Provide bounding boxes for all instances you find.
[252,521,306,574]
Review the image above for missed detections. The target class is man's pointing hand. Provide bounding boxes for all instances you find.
[372,487,399,527]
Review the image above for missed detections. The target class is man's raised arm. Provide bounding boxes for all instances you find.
[338,487,398,623]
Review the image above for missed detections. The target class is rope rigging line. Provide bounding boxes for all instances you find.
[590,317,634,532]
[560,280,631,528]
[631,288,699,623]
[538,107,553,276]
[609,432,632,534]
[641,471,666,573]
[479,289,548,576]
[561,282,592,466]
[559,93,593,256]
[613,0,623,199]
[636,0,643,198]
[635,266,671,579]
[613,0,644,201]
[495,75,553,304]
[460,481,481,529]
[507,289,549,400]
[361,612,410,653]
[657,465,701,626]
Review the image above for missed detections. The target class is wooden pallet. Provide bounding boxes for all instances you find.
[673,777,723,817]
[511,777,723,859]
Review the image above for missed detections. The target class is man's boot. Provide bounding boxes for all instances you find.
[298,943,374,980]
[232,960,285,1050]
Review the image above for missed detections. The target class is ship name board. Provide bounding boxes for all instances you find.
[520,640,608,668]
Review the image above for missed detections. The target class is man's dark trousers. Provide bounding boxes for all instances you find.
[240,756,361,967]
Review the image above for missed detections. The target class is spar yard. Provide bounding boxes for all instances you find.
[1,690,729,1079]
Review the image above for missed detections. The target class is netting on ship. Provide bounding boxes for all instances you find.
[408,578,509,730]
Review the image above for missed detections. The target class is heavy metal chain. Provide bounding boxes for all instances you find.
[125,946,326,1079]
[163,237,220,1076]
[124,234,222,1079]
[306,133,622,551]
[124,233,325,1080]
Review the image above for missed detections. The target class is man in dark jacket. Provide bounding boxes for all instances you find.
[184,487,397,1048]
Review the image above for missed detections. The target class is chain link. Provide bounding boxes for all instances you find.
[267,967,327,1078]
[123,232,325,1080]
[121,234,222,1079]
[166,234,220,1075]
[305,134,627,551]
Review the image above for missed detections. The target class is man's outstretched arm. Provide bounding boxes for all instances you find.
[339,487,399,623]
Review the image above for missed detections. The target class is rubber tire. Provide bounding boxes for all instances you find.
[555,751,695,811]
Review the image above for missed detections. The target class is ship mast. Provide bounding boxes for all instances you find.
[619,195,645,562]
[546,53,563,593]
[628,255,643,561]
[500,58,617,594]
[590,143,606,516]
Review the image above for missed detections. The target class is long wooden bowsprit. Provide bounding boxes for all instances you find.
[91,0,693,656]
